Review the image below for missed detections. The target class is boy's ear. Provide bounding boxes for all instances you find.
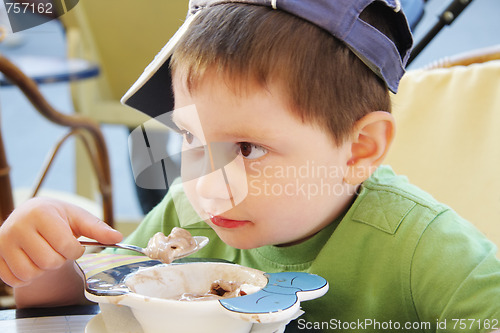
[344,111,395,185]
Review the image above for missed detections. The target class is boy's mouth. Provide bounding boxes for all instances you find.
[209,215,251,229]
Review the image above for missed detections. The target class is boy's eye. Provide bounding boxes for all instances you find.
[181,130,202,147]
[184,131,194,144]
[238,142,268,160]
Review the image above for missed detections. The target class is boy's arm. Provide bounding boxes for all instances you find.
[411,210,500,332]
[0,197,122,308]
[14,260,88,308]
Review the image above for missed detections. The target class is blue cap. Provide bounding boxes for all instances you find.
[122,0,413,117]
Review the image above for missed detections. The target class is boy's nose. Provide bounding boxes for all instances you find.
[195,168,233,202]
[182,142,248,215]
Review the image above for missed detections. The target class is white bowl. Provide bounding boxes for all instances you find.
[85,262,328,333]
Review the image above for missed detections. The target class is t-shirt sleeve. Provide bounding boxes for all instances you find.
[411,209,500,332]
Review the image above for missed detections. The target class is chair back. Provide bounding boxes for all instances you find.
[386,46,500,246]
[59,1,188,126]
[0,54,113,226]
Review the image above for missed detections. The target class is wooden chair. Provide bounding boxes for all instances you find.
[386,45,500,247]
[0,54,114,226]
[422,44,500,69]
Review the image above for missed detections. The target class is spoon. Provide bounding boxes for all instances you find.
[79,236,209,262]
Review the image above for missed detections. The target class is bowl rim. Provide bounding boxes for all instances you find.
[86,262,268,306]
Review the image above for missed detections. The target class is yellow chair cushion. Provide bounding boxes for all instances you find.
[386,60,500,246]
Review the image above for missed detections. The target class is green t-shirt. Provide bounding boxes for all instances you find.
[112,166,500,332]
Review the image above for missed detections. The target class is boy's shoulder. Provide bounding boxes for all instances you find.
[346,166,493,253]
[312,166,500,325]
[362,165,444,210]
[349,165,453,236]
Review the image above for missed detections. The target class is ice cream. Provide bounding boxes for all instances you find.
[144,227,197,263]
[176,279,261,301]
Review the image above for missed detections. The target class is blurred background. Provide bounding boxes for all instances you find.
[0,0,499,233]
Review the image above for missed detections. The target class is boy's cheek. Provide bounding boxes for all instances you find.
[246,168,348,201]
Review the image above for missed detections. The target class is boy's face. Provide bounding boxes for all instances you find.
[172,70,357,249]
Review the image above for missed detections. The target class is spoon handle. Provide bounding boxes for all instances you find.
[79,236,209,259]
[79,241,145,255]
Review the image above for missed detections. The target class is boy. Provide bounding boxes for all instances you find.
[1,0,499,331]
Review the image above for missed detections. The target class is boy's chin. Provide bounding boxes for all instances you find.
[213,231,263,250]
[214,231,301,250]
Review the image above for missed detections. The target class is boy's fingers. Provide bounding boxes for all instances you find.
[38,217,86,260]
[0,198,122,288]
[2,247,42,285]
[62,204,123,245]
[0,257,26,287]
[23,233,68,270]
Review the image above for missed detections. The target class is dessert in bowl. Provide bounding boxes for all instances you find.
[84,261,328,333]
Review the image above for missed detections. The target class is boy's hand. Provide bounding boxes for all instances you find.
[0,197,122,287]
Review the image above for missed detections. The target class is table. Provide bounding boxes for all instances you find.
[0,254,154,332]
[0,252,308,333]
[0,55,99,86]
[0,304,100,332]
[0,304,306,332]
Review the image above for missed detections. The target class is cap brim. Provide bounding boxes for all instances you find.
[122,0,412,115]
[121,13,198,118]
